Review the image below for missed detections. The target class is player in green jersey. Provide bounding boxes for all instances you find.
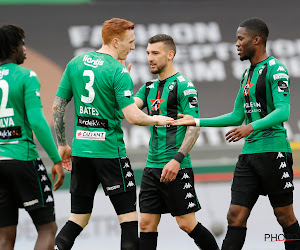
[0,25,64,250]
[173,18,300,250]
[135,34,219,250]
[53,19,173,250]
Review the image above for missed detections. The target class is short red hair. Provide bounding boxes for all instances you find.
[102,18,135,45]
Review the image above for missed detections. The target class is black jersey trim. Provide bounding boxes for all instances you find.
[255,63,268,118]
[243,67,254,123]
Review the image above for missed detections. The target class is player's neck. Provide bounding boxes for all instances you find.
[158,64,177,81]
[250,49,268,65]
[97,45,118,60]
[0,58,16,65]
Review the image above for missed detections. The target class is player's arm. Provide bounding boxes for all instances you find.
[134,96,144,109]
[52,96,72,171]
[160,126,200,183]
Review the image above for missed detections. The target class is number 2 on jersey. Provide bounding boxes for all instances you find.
[81,70,95,103]
[0,80,14,118]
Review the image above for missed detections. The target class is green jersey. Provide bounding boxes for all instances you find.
[0,63,60,162]
[56,51,134,158]
[135,73,200,168]
[201,56,291,154]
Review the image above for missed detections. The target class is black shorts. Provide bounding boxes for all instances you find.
[139,167,201,217]
[71,156,136,214]
[231,152,294,209]
[0,158,55,227]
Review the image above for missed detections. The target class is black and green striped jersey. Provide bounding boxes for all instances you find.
[201,56,291,154]
[135,72,200,168]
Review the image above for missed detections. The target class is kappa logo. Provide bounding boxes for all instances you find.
[284,182,293,189]
[187,202,196,209]
[277,152,284,159]
[107,185,120,191]
[183,183,192,189]
[185,192,194,199]
[123,162,130,168]
[54,245,60,250]
[44,185,51,192]
[279,162,287,169]
[121,68,129,73]
[29,71,37,77]
[127,181,135,187]
[277,66,286,72]
[38,164,45,171]
[46,195,54,203]
[23,199,39,207]
[181,173,190,180]
[281,172,290,179]
[41,175,48,181]
[147,83,155,88]
[35,91,40,97]
[125,171,133,178]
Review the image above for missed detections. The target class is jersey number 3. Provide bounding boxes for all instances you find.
[81,70,95,104]
[0,80,14,118]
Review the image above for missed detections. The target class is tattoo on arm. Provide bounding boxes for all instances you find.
[52,96,69,146]
[178,126,200,156]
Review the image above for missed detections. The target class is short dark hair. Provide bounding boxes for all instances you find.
[239,18,269,46]
[148,34,176,55]
[0,25,25,61]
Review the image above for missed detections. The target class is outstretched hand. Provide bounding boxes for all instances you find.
[153,115,174,126]
[225,124,254,142]
[58,145,72,171]
[172,114,196,126]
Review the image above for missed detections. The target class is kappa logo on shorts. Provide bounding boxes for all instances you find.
[38,164,45,171]
[106,185,121,191]
[46,195,54,203]
[23,199,39,207]
[277,152,284,159]
[279,162,287,169]
[44,185,51,192]
[54,245,60,250]
[185,192,194,199]
[125,171,133,178]
[187,202,196,209]
[281,172,290,179]
[123,162,130,168]
[284,182,293,189]
[127,181,135,187]
[183,183,192,189]
[181,173,190,180]
[41,175,48,181]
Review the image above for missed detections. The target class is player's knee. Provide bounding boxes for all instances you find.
[177,220,191,233]
[139,218,156,232]
[226,207,248,226]
[274,209,296,228]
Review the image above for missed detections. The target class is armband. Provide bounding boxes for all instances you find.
[173,152,185,163]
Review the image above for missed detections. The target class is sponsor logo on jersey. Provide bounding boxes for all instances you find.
[150,96,165,115]
[281,172,290,179]
[188,96,198,108]
[0,126,21,139]
[244,102,261,108]
[29,71,37,77]
[187,82,194,87]
[0,69,9,79]
[183,182,192,189]
[82,55,104,68]
[187,202,196,209]
[278,81,289,93]
[183,89,197,96]
[269,59,276,66]
[77,116,108,129]
[124,90,132,98]
[279,162,287,169]
[243,83,254,98]
[277,66,286,72]
[125,171,133,178]
[46,195,54,203]
[273,73,289,80]
[177,75,185,82]
[44,185,51,192]
[106,185,121,191]
[277,152,284,159]
[76,130,106,141]
[284,182,293,189]
[23,199,39,207]
[121,68,129,73]
[127,181,135,187]
[185,192,194,199]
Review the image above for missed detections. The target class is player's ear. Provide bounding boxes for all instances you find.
[112,38,119,49]
[168,50,175,60]
[253,36,261,45]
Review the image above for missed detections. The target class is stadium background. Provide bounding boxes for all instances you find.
[1,0,300,249]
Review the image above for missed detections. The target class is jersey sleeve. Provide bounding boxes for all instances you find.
[24,70,43,110]
[56,64,73,101]
[200,88,245,127]
[250,63,290,131]
[113,67,135,109]
[134,84,147,108]
[178,81,200,119]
